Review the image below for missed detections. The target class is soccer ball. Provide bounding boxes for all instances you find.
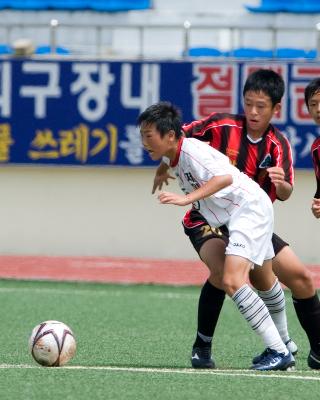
[29,320,76,367]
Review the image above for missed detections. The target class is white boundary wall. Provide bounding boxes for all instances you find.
[0,166,318,264]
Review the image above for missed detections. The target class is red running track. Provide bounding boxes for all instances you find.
[0,254,319,287]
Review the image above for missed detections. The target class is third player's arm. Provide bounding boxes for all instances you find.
[267,166,293,200]
[152,160,175,194]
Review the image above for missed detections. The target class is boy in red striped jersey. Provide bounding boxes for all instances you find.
[153,69,320,369]
[304,78,320,219]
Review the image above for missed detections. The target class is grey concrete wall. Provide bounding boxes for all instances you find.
[0,166,318,264]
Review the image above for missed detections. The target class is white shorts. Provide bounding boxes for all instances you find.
[225,189,274,266]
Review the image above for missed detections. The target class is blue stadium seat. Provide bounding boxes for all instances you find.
[35,45,70,55]
[275,48,310,58]
[231,47,274,58]
[246,0,320,13]
[186,47,225,57]
[0,44,13,54]
[46,0,86,9]
[90,0,151,11]
[305,49,317,59]
[0,0,47,9]
[0,0,151,10]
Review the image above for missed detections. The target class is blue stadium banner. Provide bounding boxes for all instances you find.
[0,59,319,168]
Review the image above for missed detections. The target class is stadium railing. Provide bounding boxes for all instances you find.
[0,20,319,59]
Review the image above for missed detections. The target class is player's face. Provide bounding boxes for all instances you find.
[140,122,175,161]
[243,90,280,137]
[307,90,320,125]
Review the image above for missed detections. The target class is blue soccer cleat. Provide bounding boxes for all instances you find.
[191,346,215,369]
[251,349,295,371]
[252,338,298,364]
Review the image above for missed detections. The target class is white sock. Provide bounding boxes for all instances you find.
[232,284,288,354]
[258,279,290,344]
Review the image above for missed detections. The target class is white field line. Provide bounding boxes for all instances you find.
[0,364,319,381]
[0,286,200,300]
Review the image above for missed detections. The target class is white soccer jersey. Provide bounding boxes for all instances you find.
[171,137,260,227]
[170,138,274,265]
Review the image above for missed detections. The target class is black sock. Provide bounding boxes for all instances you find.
[193,280,225,348]
[293,293,320,354]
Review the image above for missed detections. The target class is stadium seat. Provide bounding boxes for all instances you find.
[35,45,70,55]
[305,49,317,59]
[0,0,151,11]
[46,0,86,9]
[90,0,151,11]
[246,0,320,13]
[186,47,225,57]
[275,48,310,58]
[231,47,274,58]
[0,44,13,54]
[0,0,47,9]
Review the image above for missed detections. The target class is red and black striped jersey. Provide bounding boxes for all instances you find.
[311,137,320,199]
[182,112,294,202]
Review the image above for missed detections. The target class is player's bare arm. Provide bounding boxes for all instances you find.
[311,198,320,219]
[152,161,175,194]
[158,174,233,206]
[267,166,293,200]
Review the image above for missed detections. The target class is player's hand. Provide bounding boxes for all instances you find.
[267,166,292,200]
[152,171,175,194]
[266,167,285,187]
[158,191,190,206]
[311,198,320,219]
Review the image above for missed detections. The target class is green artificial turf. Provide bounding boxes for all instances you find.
[0,279,319,400]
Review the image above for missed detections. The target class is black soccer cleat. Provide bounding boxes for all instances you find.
[191,346,215,369]
[308,350,320,369]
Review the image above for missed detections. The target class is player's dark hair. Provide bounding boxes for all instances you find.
[137,101,183,139]
[243,69,284,106]
[304,78,320,108]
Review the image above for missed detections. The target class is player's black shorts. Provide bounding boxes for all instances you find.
[183,208,289,256]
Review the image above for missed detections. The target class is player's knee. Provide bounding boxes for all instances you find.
[249,274,276,292]
[222,277,241,297]
[282,268,315,296]
[297,269,315,293]
[208,274,224,290]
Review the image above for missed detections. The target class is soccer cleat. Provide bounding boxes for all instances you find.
[191,346,215,369]
[251,349,295,371]
[307,350,320,369]
[252,338,298,364]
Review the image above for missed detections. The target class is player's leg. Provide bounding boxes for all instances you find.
[249,233,300,355]
[271,234,314,298]
[224,194,294,371]
[183,209,228,369]
[223,257,294,370]
[272,240,320,368]
[249,265,297,357]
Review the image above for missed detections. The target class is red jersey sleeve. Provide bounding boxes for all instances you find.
[270,129,294,187]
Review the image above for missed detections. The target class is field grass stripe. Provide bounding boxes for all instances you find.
[0,364,319,381]
[0,286,199,299]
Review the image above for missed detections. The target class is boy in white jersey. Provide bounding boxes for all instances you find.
[138,101,295,371]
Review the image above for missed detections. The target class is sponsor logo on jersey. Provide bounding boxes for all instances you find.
[232,242,245,248]
[259,154,272,168]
